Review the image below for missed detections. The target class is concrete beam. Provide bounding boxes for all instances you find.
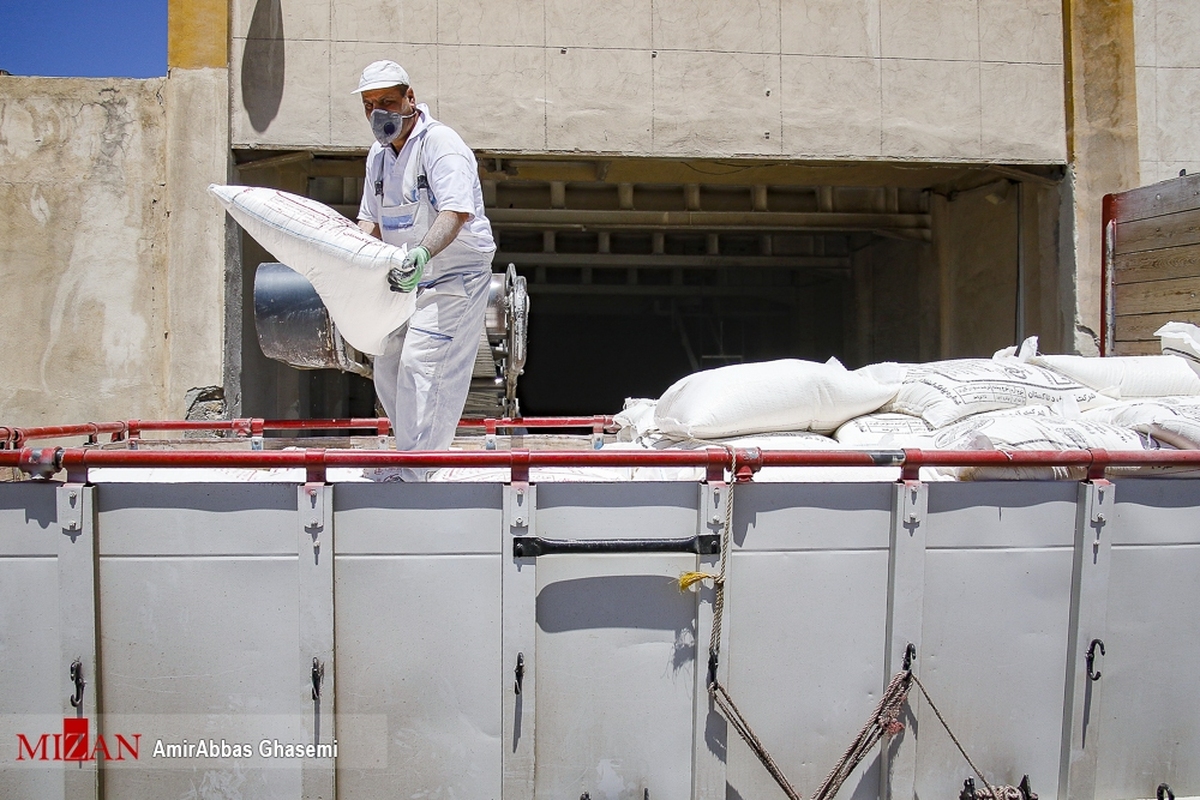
[165,68,234,417]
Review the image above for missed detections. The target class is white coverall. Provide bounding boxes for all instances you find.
[358,105,495,475]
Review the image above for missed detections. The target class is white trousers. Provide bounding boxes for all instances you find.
[372,267,492,479]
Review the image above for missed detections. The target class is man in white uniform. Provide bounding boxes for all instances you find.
[353,60,496,477]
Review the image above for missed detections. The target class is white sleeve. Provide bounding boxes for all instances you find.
[422,128,478,217]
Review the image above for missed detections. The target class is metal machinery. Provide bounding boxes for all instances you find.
[253,262,529,417]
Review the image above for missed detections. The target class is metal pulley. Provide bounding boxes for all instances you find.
[490,263,528,417]
[252,261,529,416]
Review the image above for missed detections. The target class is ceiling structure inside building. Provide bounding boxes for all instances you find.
[235,151,1063,416]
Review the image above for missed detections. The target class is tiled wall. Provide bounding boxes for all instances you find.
[1134,0,1200,185]
[231,0,1066,165]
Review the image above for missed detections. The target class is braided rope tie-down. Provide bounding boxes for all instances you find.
[810,669,913,800]
[969,787,1028,800]
[706,668,910,800]
[693,449,1025,800]
[712,668,1025,800]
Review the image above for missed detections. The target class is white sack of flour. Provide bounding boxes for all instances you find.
[1083,396,1200,449]
[1156,321,1200,376]
[653,358,898,439]
[1033,353,1200,397]
[932,413,1148,480]
[833,412,935,447]
[1001,334,1200,397]
[210,184,415,356]
[882,358,1107,427]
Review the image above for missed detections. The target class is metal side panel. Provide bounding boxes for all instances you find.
[332,483,504,800]
[722,482,894,800]
[532,482,700,800]
[0,481,70,799]
[918,481,1080,800]
[1096,478,1200,799]
[95,483,305,800]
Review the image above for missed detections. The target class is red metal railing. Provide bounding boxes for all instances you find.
[3,441,1200,485]
[0,416,620,449]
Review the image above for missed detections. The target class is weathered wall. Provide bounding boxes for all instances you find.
[229,0,1067,165]
[1134,0,1200,184]
[164,67,234,419]
[1063,0,1141,355]
[165,0,236,418]
[0,78,171,426]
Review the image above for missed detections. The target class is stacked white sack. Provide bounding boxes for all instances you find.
[1033,354,1200,397]
[930,412,1149,480]
[209,184,415,356]
[1001,333,1200,398]
[833,412,935,448]
[878,358,1108,427]
[652,358,899,439]
[613,398,659,443]
[1082,396,1200,449]
[1156,321,1200,375]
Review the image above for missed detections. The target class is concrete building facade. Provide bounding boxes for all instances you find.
[2,0,1199,424]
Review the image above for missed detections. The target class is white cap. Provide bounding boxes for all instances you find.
[352,60,411,94]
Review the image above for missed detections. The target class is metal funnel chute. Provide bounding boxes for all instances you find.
[253,262,528,417]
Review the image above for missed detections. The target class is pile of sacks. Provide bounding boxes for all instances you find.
[614,322,1200,481]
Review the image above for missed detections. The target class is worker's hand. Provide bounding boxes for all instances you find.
[388,245,430,293]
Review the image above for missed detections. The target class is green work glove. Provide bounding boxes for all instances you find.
[388,245,430,293]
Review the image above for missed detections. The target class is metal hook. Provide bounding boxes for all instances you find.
[1086,639,1105,681]
[514,653,525,695]
[69,660,85,709]
[903,643,916,672]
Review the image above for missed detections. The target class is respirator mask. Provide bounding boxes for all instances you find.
[370,107,417,146]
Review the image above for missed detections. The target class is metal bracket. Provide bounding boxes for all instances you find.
[900,481,923,531]
[513,534,719,558]
[506,484,531,531]
[58,486,84,540]
[303,484,324,554]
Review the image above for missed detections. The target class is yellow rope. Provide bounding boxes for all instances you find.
[678,571,719,592]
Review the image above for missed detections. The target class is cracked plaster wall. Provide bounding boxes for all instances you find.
[230,0,1067,164]
[1133,0,1200,185]
[0,77,173,427]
